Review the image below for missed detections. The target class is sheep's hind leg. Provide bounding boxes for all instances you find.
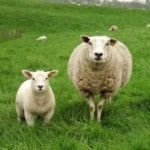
[107,97,112,103]
[97,97,105,122]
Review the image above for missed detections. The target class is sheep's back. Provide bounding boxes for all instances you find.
[115,42,132,87]
[68,43,85,81]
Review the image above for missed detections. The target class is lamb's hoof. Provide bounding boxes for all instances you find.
[17,117,21,122]
[43,120,50,126]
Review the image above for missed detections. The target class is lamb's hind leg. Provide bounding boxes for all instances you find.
[16,103,24,121]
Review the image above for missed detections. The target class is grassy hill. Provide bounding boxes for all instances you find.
[0,0,150,149]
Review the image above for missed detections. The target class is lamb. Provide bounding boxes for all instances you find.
[36,35,47,41]
[68,35,132,122]
[16,69,58,126]
[109,25,118,31]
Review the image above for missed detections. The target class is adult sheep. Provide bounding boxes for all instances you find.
[16,69,58,126]
[68,35,132,122]
[109,25,118,32]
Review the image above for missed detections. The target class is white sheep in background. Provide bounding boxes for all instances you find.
[36,35,47,41]
[68,35,132,122]
[146,24,150,28]
[109,25,118,31]
[16,69,58,126]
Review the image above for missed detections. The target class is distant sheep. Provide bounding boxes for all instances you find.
[68,35,132,122]
[16,69,58,126]
[109,25,118,32]
[146,24,150,28]
[36,35,47,41]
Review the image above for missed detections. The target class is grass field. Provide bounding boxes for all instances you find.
[0,0,150,149]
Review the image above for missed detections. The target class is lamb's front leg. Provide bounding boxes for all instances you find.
[43,109,54,124]
[24,111,34,127]
[97,97,105,122]
[88,95,95,120]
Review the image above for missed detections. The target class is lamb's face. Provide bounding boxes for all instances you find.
[31,72,49,93]
[22,70,58,93]
[81,36,117,63]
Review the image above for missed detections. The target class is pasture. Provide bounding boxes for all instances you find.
[0,0,150,149]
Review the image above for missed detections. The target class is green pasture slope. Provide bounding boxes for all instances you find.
[0,0,150,149]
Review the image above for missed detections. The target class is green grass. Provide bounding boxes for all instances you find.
[0,0,150,149]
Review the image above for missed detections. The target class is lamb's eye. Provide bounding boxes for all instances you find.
[45,77,48,80]
[106,43,109,46]
[32,78,35,81]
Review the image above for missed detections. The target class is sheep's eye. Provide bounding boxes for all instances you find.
[45,77,48,80]
[106,43,109,46]
[32,78,35,81]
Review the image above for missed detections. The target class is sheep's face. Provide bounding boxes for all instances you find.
[81,36,117,63]
[22,70,58,93]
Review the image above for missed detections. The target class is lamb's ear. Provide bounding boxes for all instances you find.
[22,70,32,78]
[80,35,90,43]
[109,38,117,46]
[47,70,59,78]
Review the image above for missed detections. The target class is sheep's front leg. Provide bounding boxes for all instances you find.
[80,90,95,120]
[24,111,34,127]
[97,97,105,122]
[43,109,54,124]
[88,96,95,120]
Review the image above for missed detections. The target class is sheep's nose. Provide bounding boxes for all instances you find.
[38,85,43,89]
[95,53,103,58]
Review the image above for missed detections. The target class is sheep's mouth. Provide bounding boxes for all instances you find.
[37,89,44,92]
[93,58,105,63]
[94,57,102,61]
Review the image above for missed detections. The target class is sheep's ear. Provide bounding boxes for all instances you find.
[80,35,90,43]
[22,70,32,78]
[109,38,117,46]
[47,70,59,78]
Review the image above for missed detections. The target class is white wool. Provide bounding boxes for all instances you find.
[109,25,118,31]
[68,35,132,122]
[16,70,58,126]
[36,35,47,41]
[146,24,150,27]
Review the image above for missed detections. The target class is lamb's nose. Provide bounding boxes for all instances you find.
[38,85,43,89]
[95,53,103,58]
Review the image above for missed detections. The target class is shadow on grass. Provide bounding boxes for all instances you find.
[54,100,89,124]
[53,99,142,133]
[54,100,114,125]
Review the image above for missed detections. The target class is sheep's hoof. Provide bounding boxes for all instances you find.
[97,118,101,123]
[27,121,34,127]
[17,117,21,122]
